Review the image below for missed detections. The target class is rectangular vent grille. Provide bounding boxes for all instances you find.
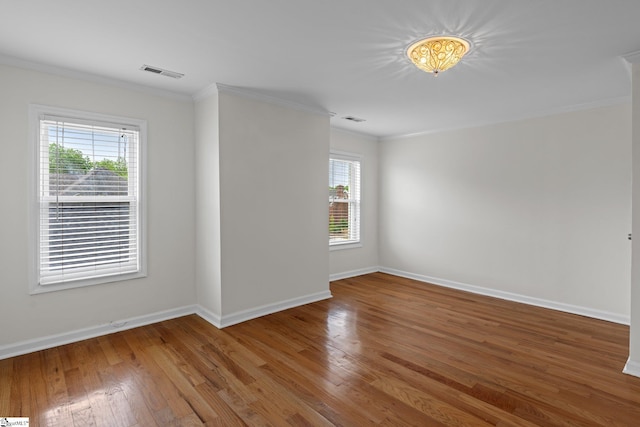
[140,65,184,79]
[342,116,366,123]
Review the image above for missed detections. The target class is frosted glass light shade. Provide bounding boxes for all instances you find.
[407,36,470,75]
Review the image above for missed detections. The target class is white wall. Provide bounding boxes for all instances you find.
[329,128,379,278]
[4,62,630,361]
[195,90,222,317]
[629,63,640,371]
[0,64,197,346]
[217,89,331,317]
[379,104,632,320]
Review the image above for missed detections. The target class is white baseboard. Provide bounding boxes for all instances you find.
[207,290,333,328]
[0,305,197,360]
[195,305,222,328]
[2,268,629,360]
[330,266,380,282]
[623,358,640,378]
[379,267,630,325]
[0,290,334,360]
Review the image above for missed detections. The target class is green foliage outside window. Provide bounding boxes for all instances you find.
[49,143,92,174]
[49,143,128,177]
[329,215,349,233]
[329,185,350,192]
[94,158,128,178]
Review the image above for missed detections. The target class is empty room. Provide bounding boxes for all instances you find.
[1,1,640,425]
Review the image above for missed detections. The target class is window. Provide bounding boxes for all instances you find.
[29,105,146,293]
[329,152,361,247]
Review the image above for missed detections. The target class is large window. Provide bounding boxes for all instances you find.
[329,152,361,247]
[29,105,146,293]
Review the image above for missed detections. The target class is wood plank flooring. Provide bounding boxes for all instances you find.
[2,272,640,426]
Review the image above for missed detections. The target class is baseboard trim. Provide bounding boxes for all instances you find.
[330,266,380,282]
[2,268,629,359]
[623,358,640,377]
[379,267,630,325]
[199,290,333,329]
[195,305,222,329]
[0,305,197,360]
[1,289,335,360]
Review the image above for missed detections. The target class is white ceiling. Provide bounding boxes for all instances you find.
[1,0,639,138]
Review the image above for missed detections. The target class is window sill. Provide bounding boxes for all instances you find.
[330,242,363,251]
[30,271,147,295]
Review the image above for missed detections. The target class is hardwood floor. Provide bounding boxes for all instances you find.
[2,272,640,426]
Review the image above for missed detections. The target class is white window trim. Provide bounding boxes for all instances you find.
[329,150,362,251]
[28,104,148,294]
[330,241,364,251]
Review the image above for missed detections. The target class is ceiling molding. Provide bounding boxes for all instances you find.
[330,126,379,142]
[380,95,631,142]
[216,83,332,117]
[623,50,640,64]
[0,54,192,102]
[192,83,218,102]
[2,2,639,137]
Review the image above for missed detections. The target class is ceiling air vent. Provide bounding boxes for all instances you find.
[140,64,184,79]
[342,116,366,123]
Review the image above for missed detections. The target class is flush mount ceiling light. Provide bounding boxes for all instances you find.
[407,36,470,76]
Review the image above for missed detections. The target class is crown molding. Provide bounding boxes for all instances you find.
[330,125,380,141]
[215,83,332,117]
[192,82,218,102]
[380,95,631,142]
[0,54,193,102]
[623,49,640,64]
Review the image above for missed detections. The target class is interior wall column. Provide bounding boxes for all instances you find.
[625,56,640,377]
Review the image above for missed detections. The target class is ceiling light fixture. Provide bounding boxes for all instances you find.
[406,36,470,76]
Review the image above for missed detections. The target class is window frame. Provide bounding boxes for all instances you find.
[329,150,362,250]
[28,104,147,294]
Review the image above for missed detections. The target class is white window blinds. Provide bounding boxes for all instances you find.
[36,113,142,287]
[329,153,361,246]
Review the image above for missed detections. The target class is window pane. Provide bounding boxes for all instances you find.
[329,155,361,245]
[329,201,350,240]
[36,110,142,288]
[41,202,137,283]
